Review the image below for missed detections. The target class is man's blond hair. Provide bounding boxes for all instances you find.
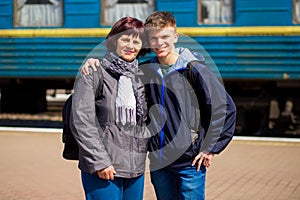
[144,11,176,30]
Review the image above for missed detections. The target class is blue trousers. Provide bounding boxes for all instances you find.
[81,171,144,200]
[150,165,206,200]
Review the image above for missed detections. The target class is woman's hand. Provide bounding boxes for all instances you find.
[82,58,100,75]
[191,152,215,171]
[97,165,117,181]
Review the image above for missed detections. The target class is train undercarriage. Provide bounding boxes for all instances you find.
[225,80,300,137]
[0,78,299,137]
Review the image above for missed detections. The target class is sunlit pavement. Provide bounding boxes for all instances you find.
[0,129,299,200]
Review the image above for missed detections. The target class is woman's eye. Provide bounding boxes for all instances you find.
[122,38,130,43]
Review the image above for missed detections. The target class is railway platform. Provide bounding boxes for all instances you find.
[0,128,299,200]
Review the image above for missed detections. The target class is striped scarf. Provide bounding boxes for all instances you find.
[100,51,144,126]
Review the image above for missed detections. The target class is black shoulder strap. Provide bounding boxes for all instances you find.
[186,60,199,86]
[92,65,104,98]
[186,59,207,82]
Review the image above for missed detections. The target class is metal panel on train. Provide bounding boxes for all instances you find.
[0,0,299,136]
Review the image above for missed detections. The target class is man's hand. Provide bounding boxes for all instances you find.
[82,58,100,75]
[191,152,215,171]
[97,165,117,181]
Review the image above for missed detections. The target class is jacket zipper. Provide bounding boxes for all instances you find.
[159,77,165,164]
[152,65,187,164]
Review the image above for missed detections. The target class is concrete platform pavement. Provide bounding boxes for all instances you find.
[0,129,299,200]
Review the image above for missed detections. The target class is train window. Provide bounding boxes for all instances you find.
[198,0,233,24]
[14,0,63,27]
[101,0,155,25]
[293,0,300,23]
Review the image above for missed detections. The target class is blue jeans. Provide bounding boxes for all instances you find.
[81,171,144,200]
[150,165,206,200]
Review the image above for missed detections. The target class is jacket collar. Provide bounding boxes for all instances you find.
[148,48,206,76]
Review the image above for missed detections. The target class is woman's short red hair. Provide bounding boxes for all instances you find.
[105,17,149,57]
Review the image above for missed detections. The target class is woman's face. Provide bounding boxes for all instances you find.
[115,34,143,62]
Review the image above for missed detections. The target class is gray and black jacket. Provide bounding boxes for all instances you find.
[70,52,149,178]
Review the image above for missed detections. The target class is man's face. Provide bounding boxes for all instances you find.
[148,26,178,59]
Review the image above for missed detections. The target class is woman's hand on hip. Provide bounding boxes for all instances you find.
[97,165,117,181]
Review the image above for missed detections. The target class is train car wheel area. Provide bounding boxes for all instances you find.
[1,87,47,114]
[228,82,300,138]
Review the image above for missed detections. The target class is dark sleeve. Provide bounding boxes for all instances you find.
[192,62,236,154]
[70,68,112,173]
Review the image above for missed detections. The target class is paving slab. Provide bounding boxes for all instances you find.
[0,130,299,200]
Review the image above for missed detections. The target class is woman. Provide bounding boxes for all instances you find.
[70,17,149,200]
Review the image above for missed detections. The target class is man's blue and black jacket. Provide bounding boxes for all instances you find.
[139,48,237,169]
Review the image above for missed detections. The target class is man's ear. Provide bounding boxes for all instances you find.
[174,32,179,43]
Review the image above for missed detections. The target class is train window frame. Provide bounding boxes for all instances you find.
[101,0,155,26]
[293,0,300,24]
[197,0,234,25]
[14,0,64,27]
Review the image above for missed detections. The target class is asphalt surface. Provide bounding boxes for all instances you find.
[0,129,299,200]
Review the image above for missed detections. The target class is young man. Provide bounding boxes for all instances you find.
[141,11,236,200]
[82,11,236,200]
